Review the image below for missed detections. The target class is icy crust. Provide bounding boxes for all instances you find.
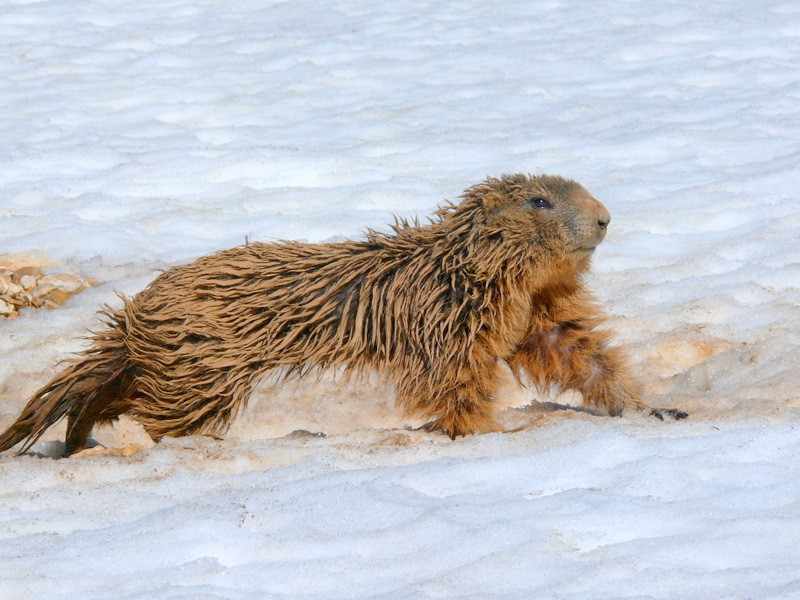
[2,0,800,597]
[1,421,799,600]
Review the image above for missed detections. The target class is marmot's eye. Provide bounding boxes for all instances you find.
[528,196,552,209]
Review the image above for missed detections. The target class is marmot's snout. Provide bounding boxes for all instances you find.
[573,197,611,251]
[595,202,611,242]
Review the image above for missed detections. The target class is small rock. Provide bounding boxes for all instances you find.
[284,429,327,439]
[45,288,71,306]
[5,291,30,307]
[5,281,23,297]
[32,282,58,300]
[12,266,44,283]
[0,297,14,316]
[39,273,87,295]
[0,276,9,295]
[19,274,38,291]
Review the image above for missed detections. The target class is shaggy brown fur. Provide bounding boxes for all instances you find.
[0,174,685,456]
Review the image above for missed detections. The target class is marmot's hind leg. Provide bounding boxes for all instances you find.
[125,360,270,446]
[64,377,131,457]
[401,363,504,439]
[65,413,95,456]
[417,398,503,439]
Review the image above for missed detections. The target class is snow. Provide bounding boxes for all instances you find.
[1,0,800,598]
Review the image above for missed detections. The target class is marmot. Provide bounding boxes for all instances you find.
[0,174,685,456]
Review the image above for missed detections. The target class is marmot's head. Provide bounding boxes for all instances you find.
[469,174,611,254]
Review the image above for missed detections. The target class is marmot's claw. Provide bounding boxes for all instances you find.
[649,408,688,421]
[417,419,452,437]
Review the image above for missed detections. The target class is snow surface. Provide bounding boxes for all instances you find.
[2,0,800,598]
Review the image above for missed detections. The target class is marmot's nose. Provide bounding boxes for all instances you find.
[596,204,611,231]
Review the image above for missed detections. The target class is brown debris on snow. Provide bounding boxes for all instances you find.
[0,256,94,319]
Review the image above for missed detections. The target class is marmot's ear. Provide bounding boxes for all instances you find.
[476,190,506,214]
[461,178,507,215]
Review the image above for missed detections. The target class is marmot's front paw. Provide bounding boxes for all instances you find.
[649,408,688,421]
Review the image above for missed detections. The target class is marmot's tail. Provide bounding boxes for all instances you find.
[0,313,131,456]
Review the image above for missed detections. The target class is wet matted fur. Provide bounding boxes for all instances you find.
[0,174,685,456]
